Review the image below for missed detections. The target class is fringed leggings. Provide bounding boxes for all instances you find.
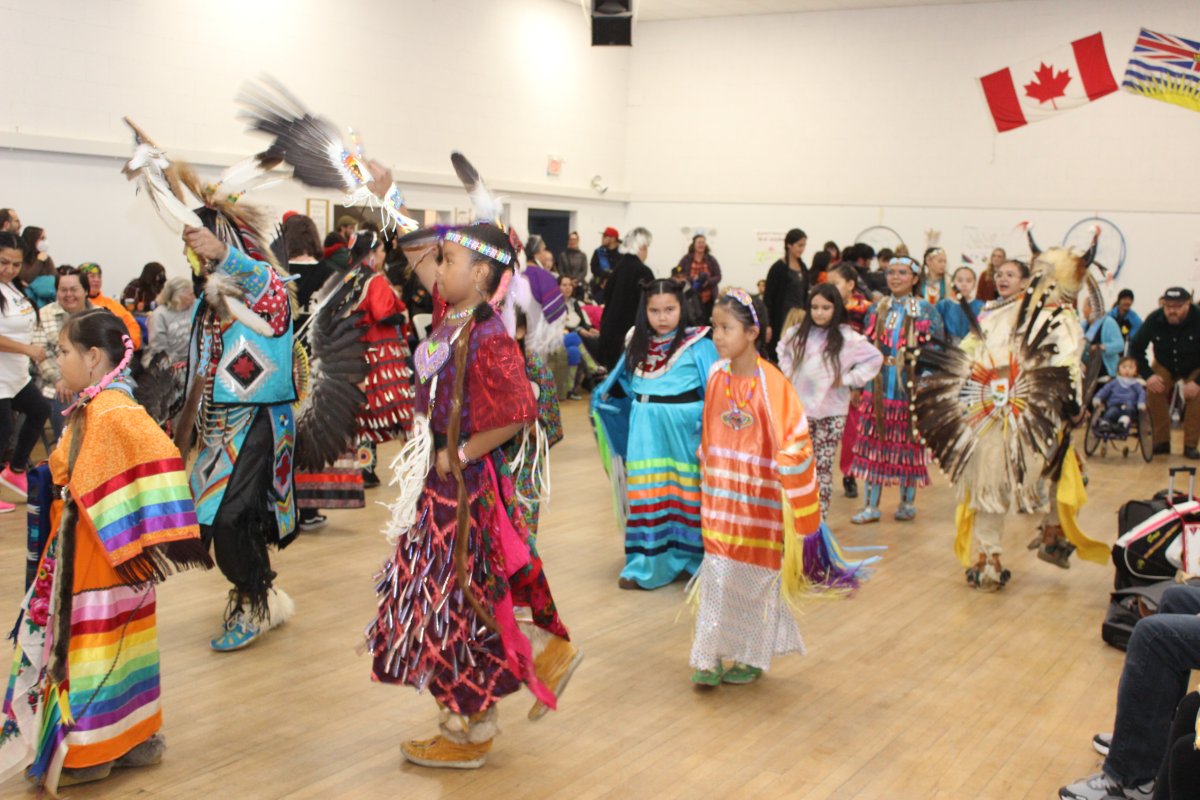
[809,415,846,518]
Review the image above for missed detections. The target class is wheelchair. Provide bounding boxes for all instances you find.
[1084,399,1153,461]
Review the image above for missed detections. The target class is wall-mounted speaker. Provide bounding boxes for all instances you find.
[592,0,632,46]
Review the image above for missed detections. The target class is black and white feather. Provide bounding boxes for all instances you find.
[237,76,367,194]
[293,271,370,471]
[451,151,504,224]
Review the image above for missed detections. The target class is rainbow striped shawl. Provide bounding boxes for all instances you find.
[60,389,209,584]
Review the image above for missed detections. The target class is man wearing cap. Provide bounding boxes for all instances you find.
[590,227,621,300]
[323,214,358,271]
[1129,287,1200,458]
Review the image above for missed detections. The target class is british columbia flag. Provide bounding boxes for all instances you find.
[1123,28,1200,112]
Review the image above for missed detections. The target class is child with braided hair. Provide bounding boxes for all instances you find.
[0,309,210,793]
[366,223,576,769]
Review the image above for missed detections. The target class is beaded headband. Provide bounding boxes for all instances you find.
[890,256,921,274]
[722,287,760,328]
[443,230,513,266]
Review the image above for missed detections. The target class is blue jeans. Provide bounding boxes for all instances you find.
[1106,584,1200,785]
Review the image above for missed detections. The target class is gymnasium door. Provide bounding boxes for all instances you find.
[527,209,571,260]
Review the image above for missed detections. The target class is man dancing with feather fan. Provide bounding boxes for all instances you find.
[912,229,1110,590]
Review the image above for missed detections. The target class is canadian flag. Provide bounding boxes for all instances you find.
[980,32,1118,132]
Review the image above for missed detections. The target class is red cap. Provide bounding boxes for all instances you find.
[602,227,620,239]
[281,210,300,223]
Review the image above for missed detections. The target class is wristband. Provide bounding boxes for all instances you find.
[457,443,473,467]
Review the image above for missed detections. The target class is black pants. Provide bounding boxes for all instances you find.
[1154,691,1200,800]
[0,380,50,471]
[199,410,281,621]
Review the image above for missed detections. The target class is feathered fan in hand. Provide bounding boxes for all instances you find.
[236,76,420,235]
[912,288,1074,491]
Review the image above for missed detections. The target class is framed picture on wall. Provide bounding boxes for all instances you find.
[306,198,331,235]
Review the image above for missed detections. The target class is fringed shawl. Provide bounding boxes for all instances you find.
[54,388,210,586]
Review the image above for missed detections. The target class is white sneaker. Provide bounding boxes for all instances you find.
[1059,771,1153,800]
[1092,732,1112,756]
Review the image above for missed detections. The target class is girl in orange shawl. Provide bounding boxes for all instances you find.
[0,309,211,795]
[690,289,878,687]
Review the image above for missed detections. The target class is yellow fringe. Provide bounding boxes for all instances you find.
[955,491,976,568]
[779,490,848,618]
[1056,444,1109,565]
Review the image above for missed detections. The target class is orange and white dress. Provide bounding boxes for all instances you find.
[690,359,871,671]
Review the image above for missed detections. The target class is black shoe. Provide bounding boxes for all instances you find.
[362,469,381,488]
[1153,443,1171,456]
[1186,448,1200,460]
[299,513,327,530]
[843,476,858,499]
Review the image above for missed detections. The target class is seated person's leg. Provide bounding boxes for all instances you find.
[1105,612,1200,787]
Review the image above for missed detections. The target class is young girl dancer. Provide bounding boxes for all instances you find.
[778,284,882,517]
[689,288,874,687]
[850,256,945,523]
[935,266,984,344]
[592,279,719,590]
[0,310,210,794]
[366,223,574,769]
[350,229,414,487]
[828,264,872,499]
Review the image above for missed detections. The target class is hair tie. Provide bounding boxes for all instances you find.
[490,268,513,308]
[723,287,760,328]
[61,334,134,416]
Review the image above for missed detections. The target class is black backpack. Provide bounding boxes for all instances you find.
[1103,467,1199,650]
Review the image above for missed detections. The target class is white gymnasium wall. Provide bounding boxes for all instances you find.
[622,0,1200,316]
[0,0,630,287]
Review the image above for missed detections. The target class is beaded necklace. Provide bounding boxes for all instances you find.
[721,357,761,430]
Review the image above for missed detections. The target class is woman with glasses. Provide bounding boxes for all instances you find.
[0,232,50,511]
[30,266,92,439]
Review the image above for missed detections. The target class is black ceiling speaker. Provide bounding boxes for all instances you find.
[592,0,632,46]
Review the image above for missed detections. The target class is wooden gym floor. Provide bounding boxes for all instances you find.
[0,401,1188,799]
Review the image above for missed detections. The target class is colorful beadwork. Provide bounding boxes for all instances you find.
[444,230,514,265]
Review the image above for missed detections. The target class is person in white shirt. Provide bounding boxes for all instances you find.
[0,232,50,511]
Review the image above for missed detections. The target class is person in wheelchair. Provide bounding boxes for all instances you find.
[1093,356,1147,437]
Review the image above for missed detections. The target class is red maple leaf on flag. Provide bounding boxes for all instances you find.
[1024,62,1072,108]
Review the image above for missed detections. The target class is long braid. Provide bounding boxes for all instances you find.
[447,316,497,633]
[48,404,87,684]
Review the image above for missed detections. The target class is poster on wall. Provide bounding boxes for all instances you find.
[960,226,1011,273]
[753,231,786,267]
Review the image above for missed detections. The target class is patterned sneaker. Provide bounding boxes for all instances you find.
[401,736,491,769]
[894,503,917,521]
[529,636,584,721]
[721,663,763,685]
[210,615,262,652]
[691,667,723,687]
[1059,771,1153,799]
[0,466,27,497]
[851,507,881,525]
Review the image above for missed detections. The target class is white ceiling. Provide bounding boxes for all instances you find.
[567,0,1017,22]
